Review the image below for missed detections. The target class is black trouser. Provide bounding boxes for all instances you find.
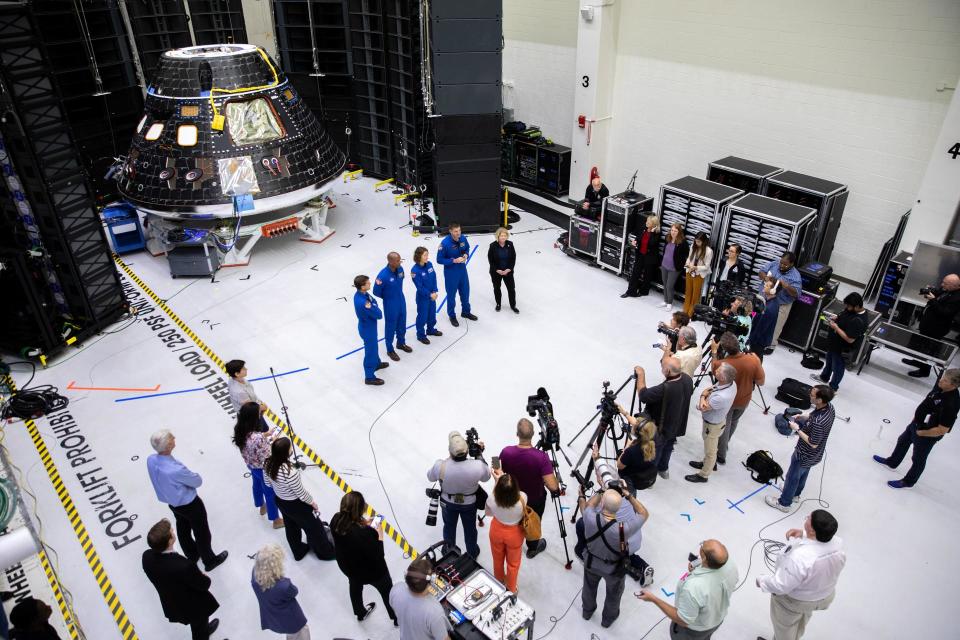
[887,421,940,486]
[169,496,215,564]
[490,272,516,308]
[626,260,657,296]
[275,497,331,560]
[348,572,397,621]
[525,493,547,551]
[188,617,211,640]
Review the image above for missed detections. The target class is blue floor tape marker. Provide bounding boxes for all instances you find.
[680,513,691,521]
[661,588,674,597]
[694,498,705,505]
[115,367,309,402]
[335,245,479,361]
[726,482,781,513]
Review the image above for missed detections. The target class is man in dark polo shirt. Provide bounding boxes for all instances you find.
[812,292,867,392]
[634,356,694,480]
[874,369,960,488]
[499,418,560,558]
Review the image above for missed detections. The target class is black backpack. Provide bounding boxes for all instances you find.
[743,450,784,484]
[776,377,812,409]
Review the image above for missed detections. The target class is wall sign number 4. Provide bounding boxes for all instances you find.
[948,142,960,159]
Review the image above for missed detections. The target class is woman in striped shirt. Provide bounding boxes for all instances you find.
[233,402,284,529]
[264,437,334,561]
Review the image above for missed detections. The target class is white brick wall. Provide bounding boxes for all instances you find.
[601,0,960,283]
[502,39,577,146]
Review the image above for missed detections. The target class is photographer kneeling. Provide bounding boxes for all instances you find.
[578,447,650,629]
[613,406,658,492]
[661,325,701,378]
[427,431,491,559]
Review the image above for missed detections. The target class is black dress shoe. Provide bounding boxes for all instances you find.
[397,344,413,353]
[688,461,717,471]
[376,362,389,370]
[462,312,478,321]
[620,293,630,298]
[449,316,460,327]
[418,336,431,345]
[387,351,400,361]
[206,619,220,635]
[908,369,930,378]
[495,304,501,311]
[717,456,726,465]
[511,306,519,314]
[901,358,922,366]
[684,473,708,483]
[428,329,443,336]
[365,377,384,386]
[203,551,228,572]
[358,602,377,621]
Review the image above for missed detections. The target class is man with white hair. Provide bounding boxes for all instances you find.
[662,325,702,378]
[635,356,694,480]
[578,447,650,629]
[686,363,738,483]
[146,430,228,571]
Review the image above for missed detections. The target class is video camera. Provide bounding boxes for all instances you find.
[526,387,561,449]
[598,381,619,428]
[656,323,679,341]
[920,285,937,297]
[464,427,483,459]
[692,304,748,338]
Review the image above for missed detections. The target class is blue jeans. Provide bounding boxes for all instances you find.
[654,435,676,473]
[749,299,779,352]
[886,422,939,486]
[249,467,279,520]
[820,350,845,390]
[779,452,811,506]
[440,500,479,558]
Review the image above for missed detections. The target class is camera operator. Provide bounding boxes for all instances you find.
[499,418,559,559]
[426,431,491,559]
[748,251,802,357]
[578,451,650,629]
[613,407,659,492]
[710,332,765,465]
[904,273,960,378]
[635,357,694,480]
[661,326,701,378]
[811,292,866,391]
[636,539,738,640]
[721,296,753,351]
[657,311,691,352]
[685,363,737,484]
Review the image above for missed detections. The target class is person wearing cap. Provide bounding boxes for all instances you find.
[580,166,609,219]
[426,432,491,559]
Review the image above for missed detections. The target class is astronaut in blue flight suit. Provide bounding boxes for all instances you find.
[436,222,478,327]
[353,274,388,386]
[373,251,413,361]
[410,246,444,344]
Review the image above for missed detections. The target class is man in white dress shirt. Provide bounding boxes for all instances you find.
[756,510,845,640]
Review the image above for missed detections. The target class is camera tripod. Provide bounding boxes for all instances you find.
[567,374,638,523]
[269,366,321,470]
[535,435,575,569]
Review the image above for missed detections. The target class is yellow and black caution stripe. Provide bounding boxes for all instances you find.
[114,256,419,558]
[3,375,138,639]
[38,549,81,640]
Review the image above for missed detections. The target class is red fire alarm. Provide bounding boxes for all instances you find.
[577,115,586,129]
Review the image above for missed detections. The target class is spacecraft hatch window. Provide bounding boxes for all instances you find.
[177,125,199,147]
[145,122,165,141]
[226,98,284,145]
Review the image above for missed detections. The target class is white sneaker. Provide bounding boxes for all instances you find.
[764,495,791,513]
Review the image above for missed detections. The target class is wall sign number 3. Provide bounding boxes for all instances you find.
[949,142,960,159]
[581,75,590,88]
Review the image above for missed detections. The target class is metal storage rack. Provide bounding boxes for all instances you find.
[598,192,654,275]
[762,171,848,265]
[718,194,817,294]
[707,156,782,195]
[656,176,743,271]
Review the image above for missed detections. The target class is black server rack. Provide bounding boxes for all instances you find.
[514,140,539,188]
[657,176,744,263]
[536,144,571,196]
[763,171,848,265]
[707,156,782,195]
[598,192,653,275]
[719,194,817,295]
[779,282,839,351]
[874,250,911,318]
[811,298,882,369]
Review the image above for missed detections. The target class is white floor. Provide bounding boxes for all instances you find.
[3,176,957,640]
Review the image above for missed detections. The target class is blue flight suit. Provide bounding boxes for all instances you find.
[354,290,383,379]
[437,234,471,317]
[411,261,439,339]
[373,264,407,352]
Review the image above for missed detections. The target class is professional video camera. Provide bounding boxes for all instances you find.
[920,285,937,296]
[464,427,483,459]
[692,304,749,338]
[598,381,620,428]
[527,387,561,449]
[425,488,441,526]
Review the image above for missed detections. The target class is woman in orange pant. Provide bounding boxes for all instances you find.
[485,471,526,593]
[683,231,713,316]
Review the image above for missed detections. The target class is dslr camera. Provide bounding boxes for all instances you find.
[425,488,441,526]
[920,285,936,297]
[464,427,483,459]
[527,387,561,449]
[594,460,623,493]
[656,323,679,342]
[692,304,748,338]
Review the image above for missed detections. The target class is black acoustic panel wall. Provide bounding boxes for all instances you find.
[429,0,501,117]
[0,249,62,354]
[433,114,501,144]
[432,22,502,52]
[433,53,501,84]
[433,169,500,200]
[431,0,502,20]
[187,0,247,45]
[124,0,193,75]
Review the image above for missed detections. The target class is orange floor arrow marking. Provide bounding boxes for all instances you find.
[66,381,161,392]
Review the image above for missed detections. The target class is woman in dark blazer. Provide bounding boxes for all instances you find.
[659,223,689,308]
[488,227,518,313]
[330,492,397,625]
[623,215,662,297]
[251,543,310,639]
[716,243,746,285]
